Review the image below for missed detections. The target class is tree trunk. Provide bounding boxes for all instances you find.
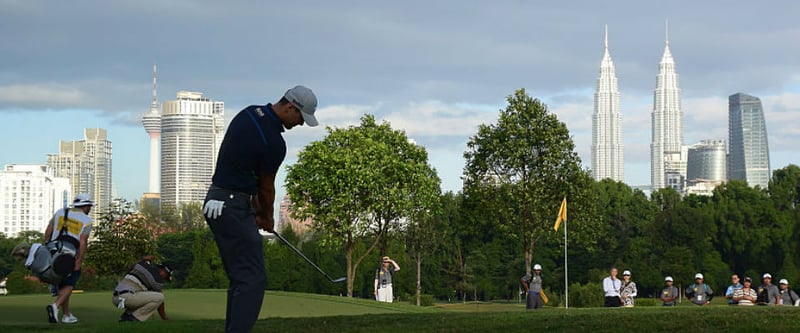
[416,256,422,306]
[346,241,354,297]
[525,237,534,274]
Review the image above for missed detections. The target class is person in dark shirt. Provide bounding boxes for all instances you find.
[113,255,173,322]
[203,85,318,333]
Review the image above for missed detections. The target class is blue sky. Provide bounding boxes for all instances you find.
[2,1,799,206]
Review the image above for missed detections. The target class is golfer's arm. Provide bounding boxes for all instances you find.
[158,301,168,320]
[374,278,378,291]
[75,234,89,270]
[43,217,54,241]
[256,170,276,223]
[392,261,400,271]
[520,278,529,292]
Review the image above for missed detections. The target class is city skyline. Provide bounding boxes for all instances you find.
[1,2,799,205]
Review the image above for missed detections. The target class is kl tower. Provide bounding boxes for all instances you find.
[141,64,161,202]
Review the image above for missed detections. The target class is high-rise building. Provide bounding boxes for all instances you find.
[651,24,683,190]
[160,91,224,208]
[0,165,71,237]
[685,140,726,195]
[278,195,312,234]
[592,25,624,182]
[47,128,112,219]
[142,65,161,196]
[728,93,771,188]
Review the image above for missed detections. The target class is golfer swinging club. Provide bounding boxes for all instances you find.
[203,85,318,333]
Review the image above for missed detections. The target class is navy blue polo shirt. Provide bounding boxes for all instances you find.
[211,104,286,194]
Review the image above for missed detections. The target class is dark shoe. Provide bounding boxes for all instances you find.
[119,312,139,322]
[46,303,59,323]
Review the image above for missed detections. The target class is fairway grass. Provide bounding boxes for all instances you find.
[2,291,800,332]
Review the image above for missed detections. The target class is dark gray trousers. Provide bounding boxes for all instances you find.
[526,291,543,309]
[205,187,266,333]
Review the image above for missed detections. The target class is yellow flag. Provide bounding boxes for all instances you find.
[540,289,550,304]
[553,197,567,232]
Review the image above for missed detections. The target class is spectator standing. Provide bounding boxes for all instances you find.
[778,279,799,306]
[619,270,637,307]
[520,264,544,310]
[733,277,757,306]
[757,273,780,305]
[725,274,743,305]
[602,267,622,307]
[660,276,679,306]
[685,273,713,306]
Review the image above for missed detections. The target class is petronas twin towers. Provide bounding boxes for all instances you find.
[591,24,682,190]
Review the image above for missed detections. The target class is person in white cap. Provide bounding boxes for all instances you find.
[660,276,679,306]
[43,193,94,324]
[685,273,713,305]
[756,273,780,305]
[520,264,544,309]
[202,85,319,333]
[778,278,799,306]
[619,270,637,307]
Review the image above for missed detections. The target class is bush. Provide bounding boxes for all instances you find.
[4,270,50,295]
[568,281,604,308]
[408,294,436,306]
[635,297,658,307]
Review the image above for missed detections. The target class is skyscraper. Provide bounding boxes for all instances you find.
[142,65,161,195]
[0,165,70,237]
[728,93,771,188]
[685,139,727,195]
[592,25,624,182]
[651,24,683,191]
[160,91,224,208]
[47,128,113,219]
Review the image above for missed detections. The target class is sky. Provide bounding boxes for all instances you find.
[1,0,799,207]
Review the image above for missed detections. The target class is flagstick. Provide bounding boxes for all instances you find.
[564,216,568,309]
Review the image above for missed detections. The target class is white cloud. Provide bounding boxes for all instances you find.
[0,84,88,107]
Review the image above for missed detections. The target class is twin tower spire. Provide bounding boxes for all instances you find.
[592,22,681,191]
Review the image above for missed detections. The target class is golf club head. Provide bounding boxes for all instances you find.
[331,277,347,283]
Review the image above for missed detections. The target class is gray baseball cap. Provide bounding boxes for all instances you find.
[284,85,318,127]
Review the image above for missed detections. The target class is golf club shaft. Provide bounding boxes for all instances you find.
[272,231,341,282]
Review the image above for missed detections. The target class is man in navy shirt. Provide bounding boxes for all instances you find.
[203,85,318,333]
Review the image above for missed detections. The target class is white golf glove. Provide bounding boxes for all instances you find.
[117,297,126,309]
[203,200,225,219]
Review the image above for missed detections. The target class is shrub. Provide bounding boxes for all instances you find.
[408,294,435,306]
[635,297,658,307]
[568,281,604,308]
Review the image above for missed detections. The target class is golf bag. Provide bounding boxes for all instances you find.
[42,208,79,282]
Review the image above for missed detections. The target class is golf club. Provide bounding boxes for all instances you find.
[272,231,347,283]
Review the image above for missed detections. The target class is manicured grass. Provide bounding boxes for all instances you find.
[2,291,800,332]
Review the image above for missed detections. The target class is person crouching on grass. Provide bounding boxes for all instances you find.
[112,255,173,322]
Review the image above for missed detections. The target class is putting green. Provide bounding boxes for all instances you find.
[0,289,439,326]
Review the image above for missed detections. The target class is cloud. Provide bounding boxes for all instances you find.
[0,84,89,107]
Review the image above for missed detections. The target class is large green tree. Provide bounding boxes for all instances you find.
[462,89,599,274]
[285,114,441,296]
[86,199,156,276]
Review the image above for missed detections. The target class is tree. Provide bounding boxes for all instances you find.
[462,89,598,275]
[285,114,441,297]
[86,199,156,276]
[405,192,448,306]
